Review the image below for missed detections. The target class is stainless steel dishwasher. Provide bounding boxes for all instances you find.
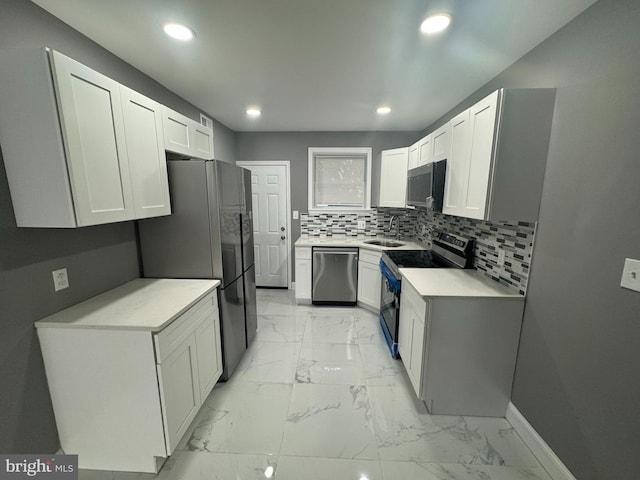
[312,247,358,305]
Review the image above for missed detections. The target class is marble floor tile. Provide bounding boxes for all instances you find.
[235,340,302,384]
[369,385,540,467]
[358,340,408,386]
[296,343,366,385]
[355,314,384,344]
[303,315,359,344]
[81,289,551,479]
[256,313,308,343]
[380,461,553,480]
[162,452,278,480]
[280,383,378,460]
[176,381,291,455]
[277,456,383,480]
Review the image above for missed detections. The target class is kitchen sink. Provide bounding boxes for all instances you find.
[363,239,405,248]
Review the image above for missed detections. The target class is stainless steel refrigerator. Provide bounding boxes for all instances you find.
[138,159,257,380]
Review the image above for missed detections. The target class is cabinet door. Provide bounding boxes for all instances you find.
[192,123,215,160]
[162,108,192,156]
[417,135,432,166]
[398,297,412,365]
[357,261,381,310]
[50,50,135,226]
[443,110,470,216]
[295,259,312,301]
[463,90,499,219]
[195,309,222,401]
[295,247,312,302]
[156,334,200,454]
[409,306,426,397]
[431,123,450,162]
[379,147,409,207]
[408,142,419,170]
[120,86,171,219]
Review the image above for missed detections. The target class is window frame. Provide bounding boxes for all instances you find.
[307,147,372,213]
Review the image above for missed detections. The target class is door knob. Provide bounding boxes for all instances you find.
[281,235,286,240]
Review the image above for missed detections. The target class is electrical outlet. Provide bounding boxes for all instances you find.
[422,225,428,235]
[357,220,366,230]
[497,249,506,266]
[52,268,69,292]
[621,258,640,292]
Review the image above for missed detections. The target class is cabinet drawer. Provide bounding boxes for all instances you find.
[295,247,312,260]
[154,292,217,363]
[359,249,381,266]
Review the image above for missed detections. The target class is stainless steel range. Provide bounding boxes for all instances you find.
[379,231,474,358]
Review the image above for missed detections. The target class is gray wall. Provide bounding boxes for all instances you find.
[421,1,640,478]
[0,0,234,453]
[235,131,419,279]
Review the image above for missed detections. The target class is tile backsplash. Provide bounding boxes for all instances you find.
[415,210,536,295]
[300,208,419,237]
[300,207,536,295]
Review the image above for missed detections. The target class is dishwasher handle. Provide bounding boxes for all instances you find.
[312,247,359,255]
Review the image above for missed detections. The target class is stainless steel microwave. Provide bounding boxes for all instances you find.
[406,160,447,210]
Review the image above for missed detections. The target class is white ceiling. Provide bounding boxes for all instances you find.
[32,0,597,132]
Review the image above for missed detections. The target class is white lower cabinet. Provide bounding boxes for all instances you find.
[398,279,525,417]
[36,282,222,473]
[357,249,381,312]
[398,279,428,396]
[295,246,312,303]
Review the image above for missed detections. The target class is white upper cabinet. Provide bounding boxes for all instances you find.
[0,47,178,227]
[443,110,471,216]
[417,134,432,166]
[431,122,451,162]
[379,147,409,208]
[443,88,556,221]
[120,86,171,219]
[50,50,136,226]
[408,141,419,170]
[162,107,214,160]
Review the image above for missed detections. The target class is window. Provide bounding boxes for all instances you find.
[308,147,372,211]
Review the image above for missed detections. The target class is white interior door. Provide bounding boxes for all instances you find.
[237,162,289,287]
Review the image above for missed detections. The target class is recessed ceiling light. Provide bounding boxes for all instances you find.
[376,106,391,115]
[163,23,195,41]
[246,107,261,118]
[420,13,451,35]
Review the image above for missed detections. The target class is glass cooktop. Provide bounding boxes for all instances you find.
[382,250,448,269]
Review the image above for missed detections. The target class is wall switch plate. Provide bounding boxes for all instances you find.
[422,225,428,235]
[293,210,299,220]
[52,268,69,292]
[497,249,506,266]
[621,258,640,292]
[357,220,366,229]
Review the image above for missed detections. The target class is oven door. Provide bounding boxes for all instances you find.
[379,259,401,358]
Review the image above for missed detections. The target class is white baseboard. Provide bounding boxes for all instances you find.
[506,402,576,480]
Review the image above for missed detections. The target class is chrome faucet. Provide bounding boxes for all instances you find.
[388,215,401,239]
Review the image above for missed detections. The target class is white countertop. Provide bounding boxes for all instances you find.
[35,278,220,331]
[295,235,426,252]
[400,268,523,299]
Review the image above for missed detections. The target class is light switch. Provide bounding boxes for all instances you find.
[293,210,299,220]
[621,258,640,292]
